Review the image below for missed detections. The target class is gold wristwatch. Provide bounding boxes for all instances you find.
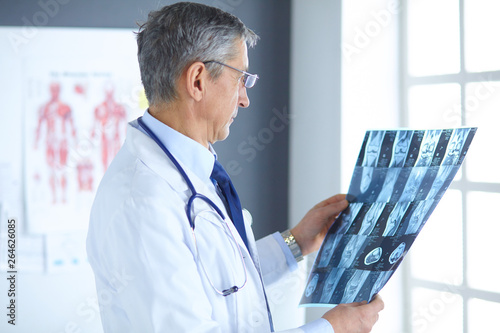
[281,229,303,262]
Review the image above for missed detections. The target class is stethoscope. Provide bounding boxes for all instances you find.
[137,116,248,296]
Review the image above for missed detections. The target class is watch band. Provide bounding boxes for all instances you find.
[281,229,303,262]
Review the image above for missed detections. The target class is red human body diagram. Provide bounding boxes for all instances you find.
[18,28,142,233]
[34,82,77,204]
[91,86,127,171]
[33,82,129,205]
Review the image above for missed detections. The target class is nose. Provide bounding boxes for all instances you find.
[238,84,250,108]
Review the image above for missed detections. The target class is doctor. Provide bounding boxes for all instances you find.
[86,2,384,332]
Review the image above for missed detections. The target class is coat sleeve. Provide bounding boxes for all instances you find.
[255,235,334,333]
[256,233,295,286]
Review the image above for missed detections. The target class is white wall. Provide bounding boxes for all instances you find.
[288,0,343,328]
[287,0,404,332]
[342,2,402,331]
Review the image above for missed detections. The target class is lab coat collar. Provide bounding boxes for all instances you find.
[126,118,218,200]
[141,110,216,184]
[125,120,253,259]
[126,120,187,192]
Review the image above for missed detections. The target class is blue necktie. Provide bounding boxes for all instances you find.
[211,160,249,249]
[212,160,274,331]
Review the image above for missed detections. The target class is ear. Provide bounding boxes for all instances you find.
[184,62,207,102]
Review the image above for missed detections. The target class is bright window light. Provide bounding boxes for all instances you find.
[466,191,500,294]
[468,298,500,332]
[407,0,460,77]
[411,287,463,333]
[464,81,500,183]
[408,83,462,128]
[464,0,500,72]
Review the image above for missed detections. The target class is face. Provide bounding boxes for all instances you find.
[204,40,251,144]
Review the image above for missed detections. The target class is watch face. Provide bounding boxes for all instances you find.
[283,231,303,260]
[283,231,294,244]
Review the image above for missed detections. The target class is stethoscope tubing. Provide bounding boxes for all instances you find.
[137,116,247,296]
[137,117,226,229]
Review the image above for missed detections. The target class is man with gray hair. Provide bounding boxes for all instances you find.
[87,2,384,332]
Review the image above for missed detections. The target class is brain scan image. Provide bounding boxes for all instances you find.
[389,242,406,264]
[364,247,382,265]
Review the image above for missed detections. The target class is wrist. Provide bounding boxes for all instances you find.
[281,229,303,262]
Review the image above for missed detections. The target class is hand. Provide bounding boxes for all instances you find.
[290,194,348,256]
[322,294,384,333]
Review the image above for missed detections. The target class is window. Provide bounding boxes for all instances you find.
[401,1,500,332]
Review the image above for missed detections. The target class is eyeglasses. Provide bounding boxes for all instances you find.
[203,60,259,88]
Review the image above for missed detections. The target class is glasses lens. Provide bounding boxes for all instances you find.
[244,75,257,88]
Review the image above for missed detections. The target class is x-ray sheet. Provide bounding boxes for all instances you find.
[300,127,476,307]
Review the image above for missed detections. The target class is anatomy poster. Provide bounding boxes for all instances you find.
[21,28,146,233]
[300,128,476,306]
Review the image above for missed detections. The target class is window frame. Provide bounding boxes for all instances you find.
[399,1,500,332]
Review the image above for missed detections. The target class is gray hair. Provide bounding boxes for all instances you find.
[136,2,259,106]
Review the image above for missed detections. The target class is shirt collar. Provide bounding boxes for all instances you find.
[140,109,216,183]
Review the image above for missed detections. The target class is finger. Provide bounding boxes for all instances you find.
[346,295,384,309]
[320,203,349,231]
[319,199,349,219]
[366,294,385,312]
[343,299,369,307]
[315,194,347,208]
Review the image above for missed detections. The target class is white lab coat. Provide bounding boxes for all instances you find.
[86,120,308,332]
